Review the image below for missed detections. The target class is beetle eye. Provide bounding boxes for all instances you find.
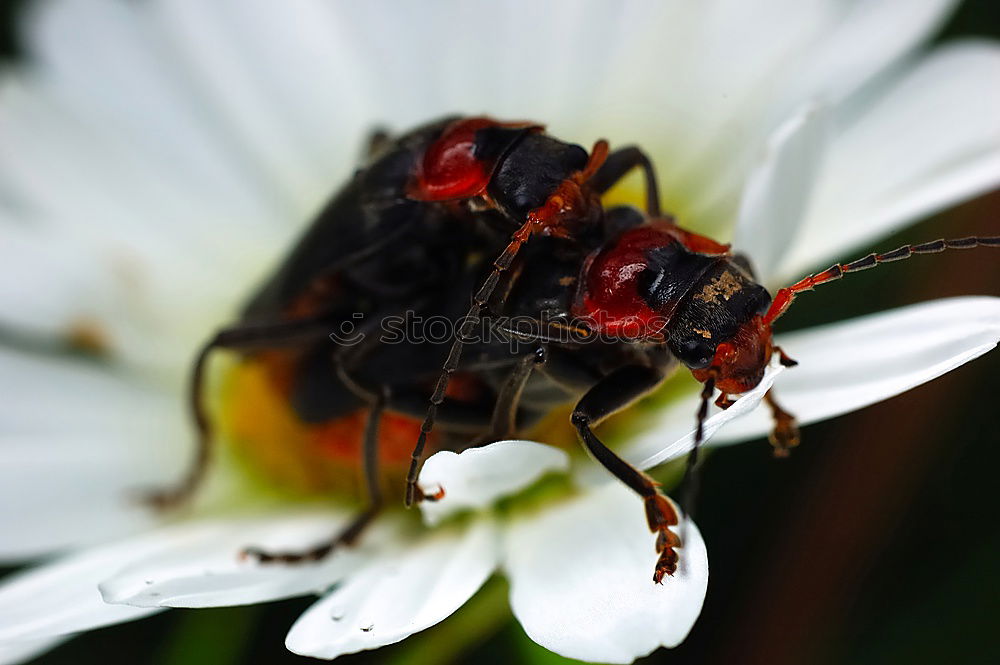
[513,192,537,215]
[671,338,715,369]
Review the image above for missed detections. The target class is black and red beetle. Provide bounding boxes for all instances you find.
[146,116,999,583]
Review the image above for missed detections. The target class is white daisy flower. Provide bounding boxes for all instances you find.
[1,1,999,664]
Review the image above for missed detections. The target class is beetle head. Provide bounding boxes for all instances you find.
[690,315,774,394]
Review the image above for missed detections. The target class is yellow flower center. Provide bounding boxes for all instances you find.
[216,353,419,500]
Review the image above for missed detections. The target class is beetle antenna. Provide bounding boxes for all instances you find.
[680,375,715,528]
[404,223,534,506]
[764,236,1000,326]
[404,141,610,507]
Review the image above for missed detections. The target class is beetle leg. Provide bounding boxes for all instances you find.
[714,392,735,409]
[406,221,538,507]
[773,345,799,367]
[331,316,397,403]
[495,317,593,345]
[677,377,716,552]
[587,146,662,217]
[139,317,334,511]
[472,346,547,445]
[241,387,388,564]
[764,389,800,457]
[570,365,682,583]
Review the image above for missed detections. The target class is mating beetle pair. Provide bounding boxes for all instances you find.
[145,116,999,583]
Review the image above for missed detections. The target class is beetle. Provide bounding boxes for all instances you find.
[141,116,663,549]
[145,115,1000,582]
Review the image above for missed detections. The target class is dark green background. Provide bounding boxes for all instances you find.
[1,2,998,664]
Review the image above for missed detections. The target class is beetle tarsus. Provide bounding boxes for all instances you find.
[654,548,680,584]
[413,484,446,503]
[241,507,380,565]
[764,389,800,457]
[714,392,735,409]
[135,457,207,512]
[646,494,681,583]
[242,391,388,565]
[134,484,196,512]
[776,347,799,367]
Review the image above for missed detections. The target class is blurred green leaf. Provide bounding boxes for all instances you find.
[159,606,260,665]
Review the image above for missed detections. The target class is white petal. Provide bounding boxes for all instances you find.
[163,0,373,195]
[0,204,281,377]
[2,2,296,376]
[100,510,362,609]
[0,434,169,562]
[0,533,179,641]
[0,224,186,375]
[418,440,570,526]
[0,636,67,665]
[0,76,271,241]
[504,482,708,664]
[714,297,1000,444]
[780,42,1000,281]
[617,0,839,220]
[652,0,953,229]
[17,0,290,225]
[0,224,109,338]
[147,0,328,215]
[0,347,180,438]
[778,0,958,107]
[326,0,657,129]
[619,365,785,471]
[732,102,828,282]
[285,518,498,660]
[0,349,185,560]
